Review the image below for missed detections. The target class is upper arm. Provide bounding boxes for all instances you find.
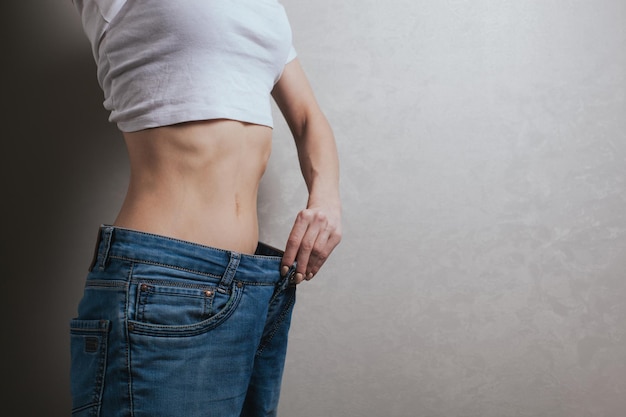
[272,59,325,138]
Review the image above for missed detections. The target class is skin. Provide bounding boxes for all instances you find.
[114,58,341,284]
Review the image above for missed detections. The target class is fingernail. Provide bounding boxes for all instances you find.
[281,266,289,276]
[295,273,303,282]
[306,272,314,280]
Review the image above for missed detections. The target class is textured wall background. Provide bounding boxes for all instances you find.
[4,1,625,416]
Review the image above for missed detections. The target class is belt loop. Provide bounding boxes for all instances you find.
[96,226,115,271]
[88,227,102,272]
[218,252,241,292]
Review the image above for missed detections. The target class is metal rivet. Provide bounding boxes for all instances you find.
[236,282,243,288]
[204,290,213,297]
[140,284,149,292]
[128,323,135,331]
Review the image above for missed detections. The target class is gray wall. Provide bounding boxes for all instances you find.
[5,1,625,416]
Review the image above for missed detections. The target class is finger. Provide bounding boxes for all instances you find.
[291,271,306,285]
[295,220,323,280]
[281,213,309,273]
[308,230,342,279]
[306,229,330,278]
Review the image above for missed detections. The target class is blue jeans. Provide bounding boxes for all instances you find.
[70,226,297,417]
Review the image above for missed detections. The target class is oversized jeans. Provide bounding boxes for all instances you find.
[70,226,297,417]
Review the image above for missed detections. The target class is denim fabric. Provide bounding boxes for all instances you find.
[70,226,296,417]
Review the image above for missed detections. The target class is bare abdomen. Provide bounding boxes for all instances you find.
[114,119,274,254]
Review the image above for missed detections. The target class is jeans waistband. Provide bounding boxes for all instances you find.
[90,225,290,286]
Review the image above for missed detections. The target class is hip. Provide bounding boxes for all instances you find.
[70,225,298,416]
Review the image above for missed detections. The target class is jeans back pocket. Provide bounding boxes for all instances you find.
[69,319,110,416]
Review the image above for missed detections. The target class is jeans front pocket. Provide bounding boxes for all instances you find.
[69,319,110,417]
[128,280,244,337]
[135,281,217,326]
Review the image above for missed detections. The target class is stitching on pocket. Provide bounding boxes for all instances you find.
[127,282,245,337]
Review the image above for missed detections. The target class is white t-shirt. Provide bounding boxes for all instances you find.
[73,0,297,132]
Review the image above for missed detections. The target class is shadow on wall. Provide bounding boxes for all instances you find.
[6,9,127,415]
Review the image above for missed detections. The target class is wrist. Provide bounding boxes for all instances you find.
[306,196,342,212]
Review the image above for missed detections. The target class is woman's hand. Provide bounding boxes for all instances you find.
[281,204,342,284]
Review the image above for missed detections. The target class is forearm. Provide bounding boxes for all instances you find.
[292,111,341,209]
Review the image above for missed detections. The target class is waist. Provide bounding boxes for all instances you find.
[90,225,289,285]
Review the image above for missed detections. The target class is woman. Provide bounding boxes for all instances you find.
[69,1,341,416]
